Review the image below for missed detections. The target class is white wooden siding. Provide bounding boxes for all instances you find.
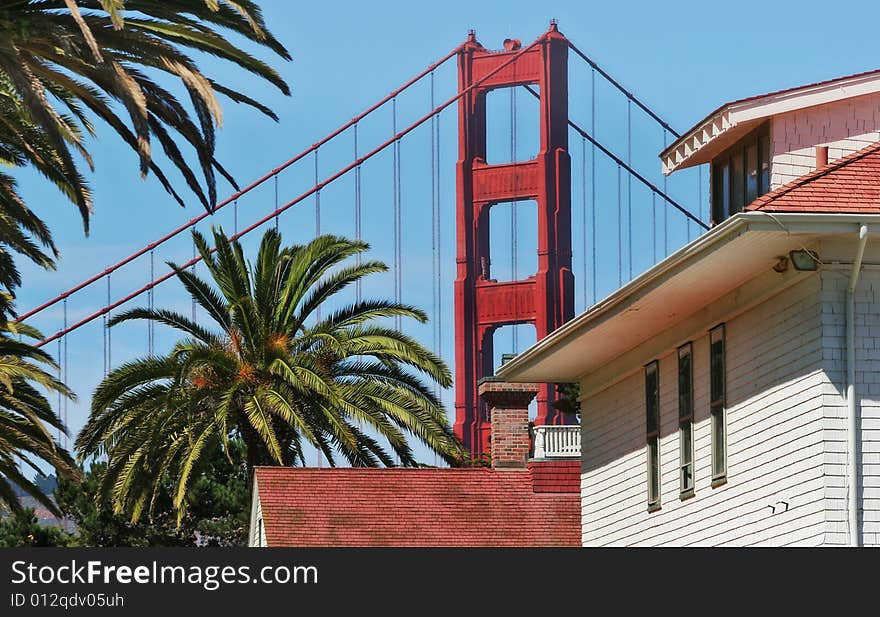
[820,267,880,545]
[770,93,880,187]
[247,479,265,547]
[581,275,827,546]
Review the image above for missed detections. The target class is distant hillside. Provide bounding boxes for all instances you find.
[3,475,74,532]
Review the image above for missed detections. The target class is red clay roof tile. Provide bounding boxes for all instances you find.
[254,464,580,547]
[745,141,880,213]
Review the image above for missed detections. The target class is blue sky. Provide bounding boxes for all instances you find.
[14,0,880,467]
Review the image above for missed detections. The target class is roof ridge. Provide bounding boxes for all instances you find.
[728,67,880,108]
[746,141,880,211]
[661,68,880,164]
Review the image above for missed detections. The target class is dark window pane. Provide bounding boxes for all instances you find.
[678,345,692,421]
[746,143,758,203]
[710,325,727,480]
[712,162,725,225]
[648,437,660,504]
[731,151,745,213]
[680,423,692,463]
[710,347,724,404]
[759,134,771,194]
[712,410,726,478]
[646,360,661,507]
[681,464,693,492]
[645,362,659,435]
[710,327,725,405]
[722,163,730,219]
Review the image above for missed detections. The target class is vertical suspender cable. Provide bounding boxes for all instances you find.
[663,130,669,256]
[396,129,402,332]
[686,187,692,240]
[652,191,657,263]
[391,99,402,465]
[56,337,62,443]
[106,275,111,372]
[191,239,197,323]
[102,279,108,377]
[581,137,587,310]
[617,165,622,287]
[274,175,279,231]
[430,72,438,365]
[315,150,321,322]
[234,199,238,235]
[697,165,703,239]
[392,97,401,332]
[430,73,439,466]
[148,250,154,355]
[398,107,404,467]
[315,149,321,237]
[354,122,362,303]
[62,299,67,449]
[591,69,597,305]
[435,99,442,376]
[392,97,397,321]
[627,99,632,280]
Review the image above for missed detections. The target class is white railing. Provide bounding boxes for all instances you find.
[532,425,581,459]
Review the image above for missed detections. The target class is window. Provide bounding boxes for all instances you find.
[731,151,744,214]
[678,343,695,498]
[711,162,730,226]
[746,143,758,203]
[709,325,727,485]
[645,360,661,511]
[710,125,771,225]
[759,134,771,193]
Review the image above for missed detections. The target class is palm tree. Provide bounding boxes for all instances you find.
[0,1,290,525]
[0,320,78,517]
[0,0,290,298]
[76,228,465,522]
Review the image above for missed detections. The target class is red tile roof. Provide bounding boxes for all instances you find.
[529,460,580,493]
[746,141,880,213]
[254,463,580,547]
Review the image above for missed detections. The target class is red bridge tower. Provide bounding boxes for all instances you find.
[453,23,574,455]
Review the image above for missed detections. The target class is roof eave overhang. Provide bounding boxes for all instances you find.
[661,107,734,175]
[497,212,880,385]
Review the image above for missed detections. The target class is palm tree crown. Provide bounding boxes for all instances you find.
[0,1,291,316]
[77,228,465,522]
[0,320,78,517]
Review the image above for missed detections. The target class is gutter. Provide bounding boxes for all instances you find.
[846,224,868,547]
[499,212,880,383]
[497,214,751,381]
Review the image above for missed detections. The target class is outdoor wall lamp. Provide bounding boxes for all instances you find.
[789,249,819,271]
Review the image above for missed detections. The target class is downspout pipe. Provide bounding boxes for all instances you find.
[846,224,868,547]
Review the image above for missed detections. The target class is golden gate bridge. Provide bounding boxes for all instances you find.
[17,21,709,460]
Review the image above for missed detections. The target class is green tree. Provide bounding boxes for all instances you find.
[33,473,58,495]
[0,509,74,547]
[552,382,581,423]
[55,462,192,547]
[54,444,249,547]
[76,228,465,523]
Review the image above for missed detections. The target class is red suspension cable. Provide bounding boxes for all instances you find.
[34,35,550,349]
[18,43,464,325]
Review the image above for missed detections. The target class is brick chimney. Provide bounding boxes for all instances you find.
[478,379,539,469]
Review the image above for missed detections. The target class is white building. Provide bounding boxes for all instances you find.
[498,71,880,546]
